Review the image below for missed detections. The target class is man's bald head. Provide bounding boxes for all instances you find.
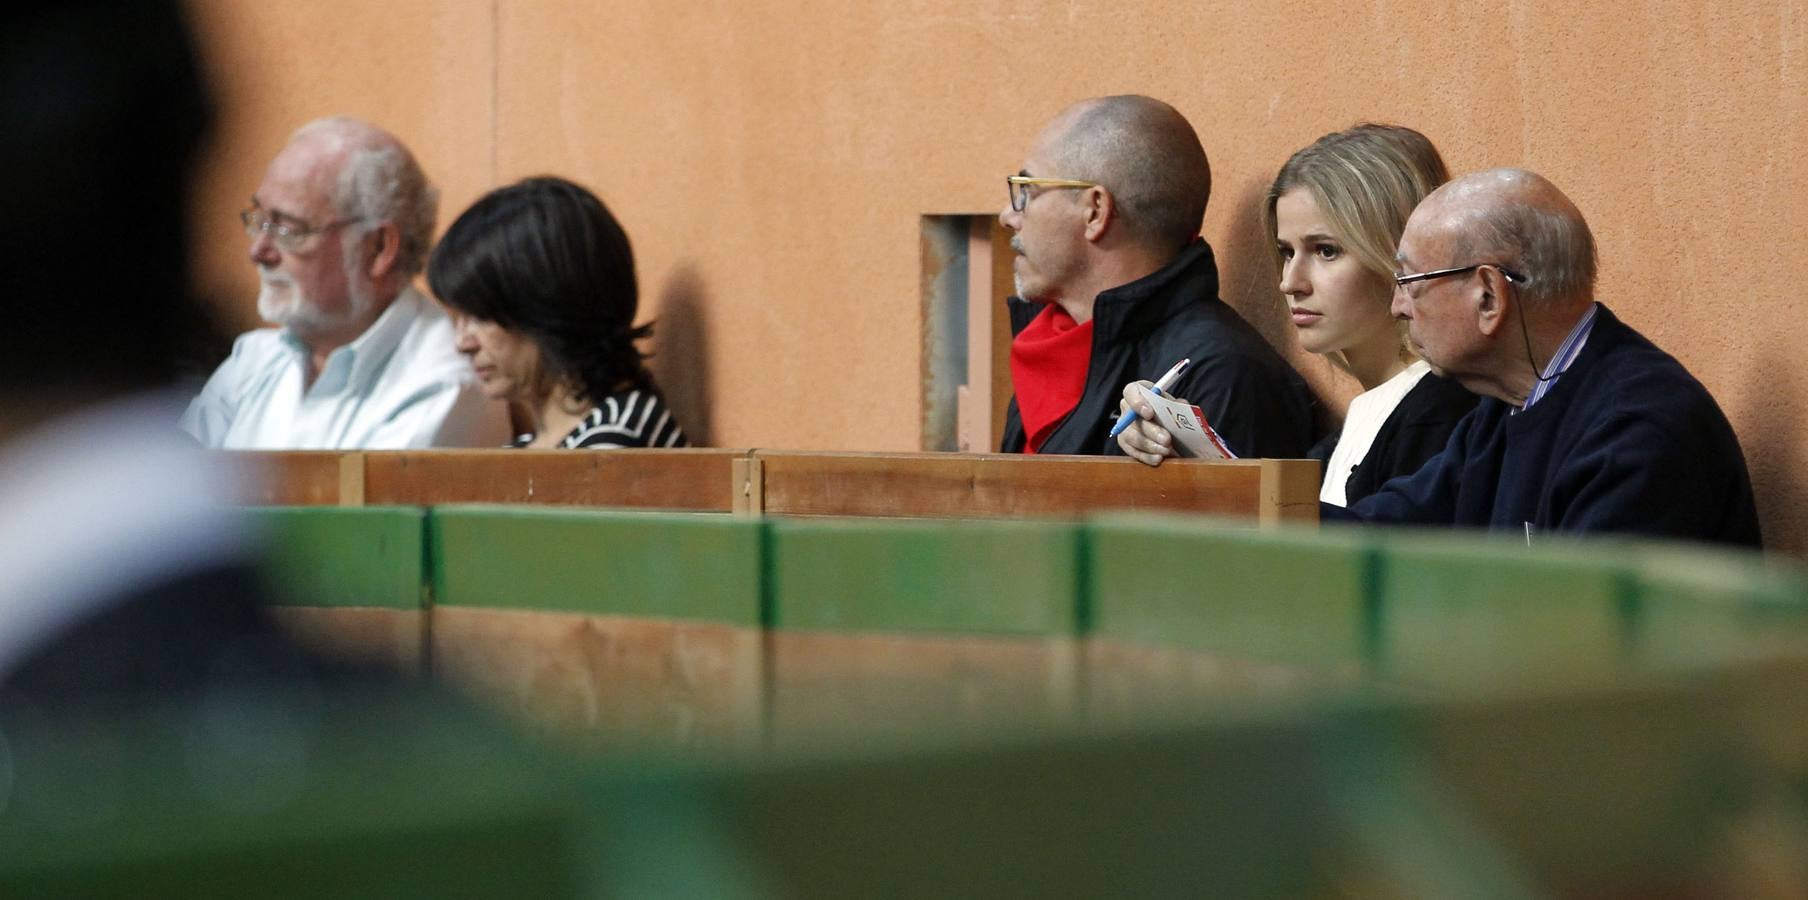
[285,116,438,278]
[1416,167,1596,309]
[1040,95,1211,253]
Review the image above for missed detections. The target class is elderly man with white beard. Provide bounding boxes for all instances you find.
[183,117,507,448]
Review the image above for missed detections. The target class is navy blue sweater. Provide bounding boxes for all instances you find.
[1327,305,1761,548]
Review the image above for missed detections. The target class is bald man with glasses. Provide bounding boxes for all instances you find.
[1326,168,1760,547]
[996,95,1317,458]
[182,118,507,449]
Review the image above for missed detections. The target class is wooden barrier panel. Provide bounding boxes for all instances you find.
[765,518,1081,745]
[364,448,745,510]
[1084,516,1372,722]
[213,502,1808,894]
[430,507,764,754]
[1628,541,1808,672]
[227,451,363,506]
[737,450,1319,524]
[254,506,427,675]
[1373,531,1634,689]
[229,448,1314,528]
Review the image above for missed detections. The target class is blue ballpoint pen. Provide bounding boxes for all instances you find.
[1108,358,1191,438]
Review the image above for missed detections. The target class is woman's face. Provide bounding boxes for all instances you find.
[1274,187,1397,357]
[450,311,542,402]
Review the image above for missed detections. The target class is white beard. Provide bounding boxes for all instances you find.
[256,238,376,336]
[256,270,305,326]
[257,270,366,335]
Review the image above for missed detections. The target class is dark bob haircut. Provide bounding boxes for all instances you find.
[427,176,651,404]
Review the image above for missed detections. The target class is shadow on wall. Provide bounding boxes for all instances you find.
[1216,175,1292,354]
[1742,340,1805,555]
[650,263,712,447]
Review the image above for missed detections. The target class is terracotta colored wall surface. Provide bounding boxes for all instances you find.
[183,1,496,332]
[186,1,1808,552]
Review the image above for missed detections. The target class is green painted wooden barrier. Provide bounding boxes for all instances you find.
[765,518,1080,635]
[764,517,1083,742]
[254,506,426,610]
[1087,514,1372,667]
[424,506,766,754]
[251,506,431,675]
[1369,529,1638,685]
[1623,540,1808,670]
[430,505,760,623]
[251,505,1808,703]
[18,503,1808,894]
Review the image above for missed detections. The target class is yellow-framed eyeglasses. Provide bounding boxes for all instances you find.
[1006,175,1100,212]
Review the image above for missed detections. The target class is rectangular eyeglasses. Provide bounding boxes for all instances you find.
[1006,175,1099,212]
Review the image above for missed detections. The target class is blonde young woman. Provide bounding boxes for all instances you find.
[1117,124,1476,506]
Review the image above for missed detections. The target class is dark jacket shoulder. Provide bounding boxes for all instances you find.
[1002,240,1318,458]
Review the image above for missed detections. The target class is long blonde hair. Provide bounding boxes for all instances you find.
[1263,124,1449,368]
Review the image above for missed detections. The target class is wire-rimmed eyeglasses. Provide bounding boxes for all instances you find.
[1393,263,1526,288]
[1395,261,1571,386]
[1006,175,1099,212]
[240,206,365,253]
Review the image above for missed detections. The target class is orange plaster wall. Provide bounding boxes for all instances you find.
[186,1,1808,553]
[182,1,495,330]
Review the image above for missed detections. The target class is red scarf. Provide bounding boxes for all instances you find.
[1009,305,1094,453]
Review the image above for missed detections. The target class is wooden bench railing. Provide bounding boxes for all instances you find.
[231,451,363,505]
[226,449,1320,524]
[734,451,1318,523]
[362,448,744,509]
[227,449,747,511]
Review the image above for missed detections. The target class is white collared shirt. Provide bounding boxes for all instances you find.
[181,287,509,449]
[1321,359,1434,507]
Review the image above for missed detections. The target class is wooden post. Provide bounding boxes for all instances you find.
[733,455,764,517]
[1258,458,1319,527]
[336,452,365,507]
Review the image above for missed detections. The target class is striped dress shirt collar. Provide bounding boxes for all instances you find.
[1522,302,1600,412]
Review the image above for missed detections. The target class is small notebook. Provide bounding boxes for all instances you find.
[1140,386,1236,460]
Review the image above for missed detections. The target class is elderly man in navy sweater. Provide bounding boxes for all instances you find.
[1326,168,1761,548]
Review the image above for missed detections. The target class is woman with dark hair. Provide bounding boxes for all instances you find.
[428,177,687,449]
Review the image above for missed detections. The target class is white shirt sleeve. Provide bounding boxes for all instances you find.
[179,336,255,447]
[360,380,510,449]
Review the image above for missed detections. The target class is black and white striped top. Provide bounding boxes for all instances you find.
[510,388,688,449]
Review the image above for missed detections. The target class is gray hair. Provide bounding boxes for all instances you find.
[1447,169,1597,308]
[1053,95,1211,253]
[294,117,439,278]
